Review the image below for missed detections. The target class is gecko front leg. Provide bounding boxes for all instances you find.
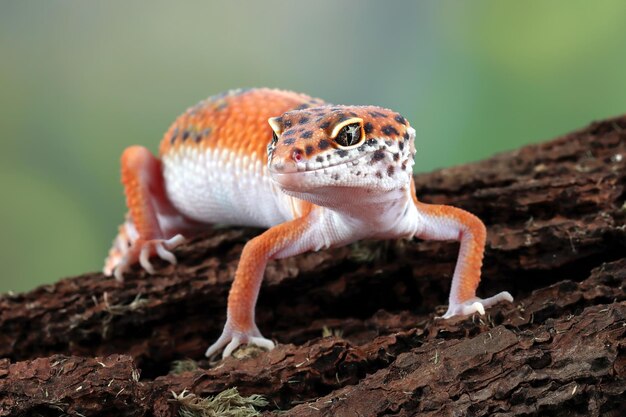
[206,206,318,358]
[412,189,513,318]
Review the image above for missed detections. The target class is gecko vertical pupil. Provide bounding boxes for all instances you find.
[335,123,362,147]
[271,131,279,144]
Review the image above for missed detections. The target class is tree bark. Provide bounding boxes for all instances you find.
[1,116,625,416]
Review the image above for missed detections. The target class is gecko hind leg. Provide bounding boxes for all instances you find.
[104,146,192,281]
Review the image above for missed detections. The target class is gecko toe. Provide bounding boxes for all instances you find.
[205,332,231,359]
[249,336,275,351]
[113,260,127,282]
[139,246,155,274]
[165,234,186,248]
[156,243,177,265]
[222,336,243,358]
[472,301,485,315]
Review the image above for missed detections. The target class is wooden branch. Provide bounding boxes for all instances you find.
[1,116,625,416]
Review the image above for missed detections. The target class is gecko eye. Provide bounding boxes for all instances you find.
[334,123,362,147]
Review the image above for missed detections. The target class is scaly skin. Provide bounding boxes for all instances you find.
[104,88,513,358]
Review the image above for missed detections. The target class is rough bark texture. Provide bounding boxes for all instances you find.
[1,116,625,416]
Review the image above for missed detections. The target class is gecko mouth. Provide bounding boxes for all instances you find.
[269,149,393,191]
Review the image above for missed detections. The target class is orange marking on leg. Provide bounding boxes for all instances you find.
[227,203,314,332]
[411,178,487,304]
[121,146,166,240]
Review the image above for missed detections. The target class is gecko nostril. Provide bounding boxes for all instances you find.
[292,149,303,162]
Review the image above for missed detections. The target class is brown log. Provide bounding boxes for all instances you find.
[1,116,625,416]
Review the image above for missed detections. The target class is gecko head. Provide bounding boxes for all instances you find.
[266,105,416,205]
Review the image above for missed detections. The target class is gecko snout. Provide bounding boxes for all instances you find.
[269,159,298,174]
[269,148,306,174]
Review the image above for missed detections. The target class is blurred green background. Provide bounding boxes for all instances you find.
[1,1,626,293]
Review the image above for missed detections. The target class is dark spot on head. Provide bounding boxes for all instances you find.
[371,150,385,163]
[295,103,310,110]
[320,121,331,130]
[301,130,313,139]
[318,139,330,150]
[284,128,296,136]
[284,138,295,145]
[370,111,387,118]
[336,113,348,123]
[284,120,293,128]
[364,122,373,134]
[399,141,405,151]
[393,153,400,161]
[387,166,395,177]
[403,132,410,140]
[356,171,361,176]
[348,111,358,117]
[194,133,203,143]
[316,156,324,163]
[402,161,407,170]
[376,171,383,179]
[382,125,399,136]
[182,130,190,141]
[337,149,348,158]
[305,145,314,156]
[358,144,367,152]
[299,117,310,125]
[385,140,393,146]
[332,173,340,181]
[394,114,406,125]
[366,138,377,147]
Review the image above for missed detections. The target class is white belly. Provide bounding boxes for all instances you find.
[162,147,294,228]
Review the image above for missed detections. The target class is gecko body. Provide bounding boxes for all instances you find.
[104,88,513,358]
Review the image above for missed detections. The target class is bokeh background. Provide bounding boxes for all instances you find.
[2,1,626,293]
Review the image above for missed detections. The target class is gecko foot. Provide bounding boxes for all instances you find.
[440,291,514,319]
[205,322,275,359]
[111,234,186,281]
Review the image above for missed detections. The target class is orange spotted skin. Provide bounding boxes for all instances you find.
[159,88,325,159]
[105,87,513,358]
[268,105,410,162]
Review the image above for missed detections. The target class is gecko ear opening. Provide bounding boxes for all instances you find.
[268,117,283,135]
